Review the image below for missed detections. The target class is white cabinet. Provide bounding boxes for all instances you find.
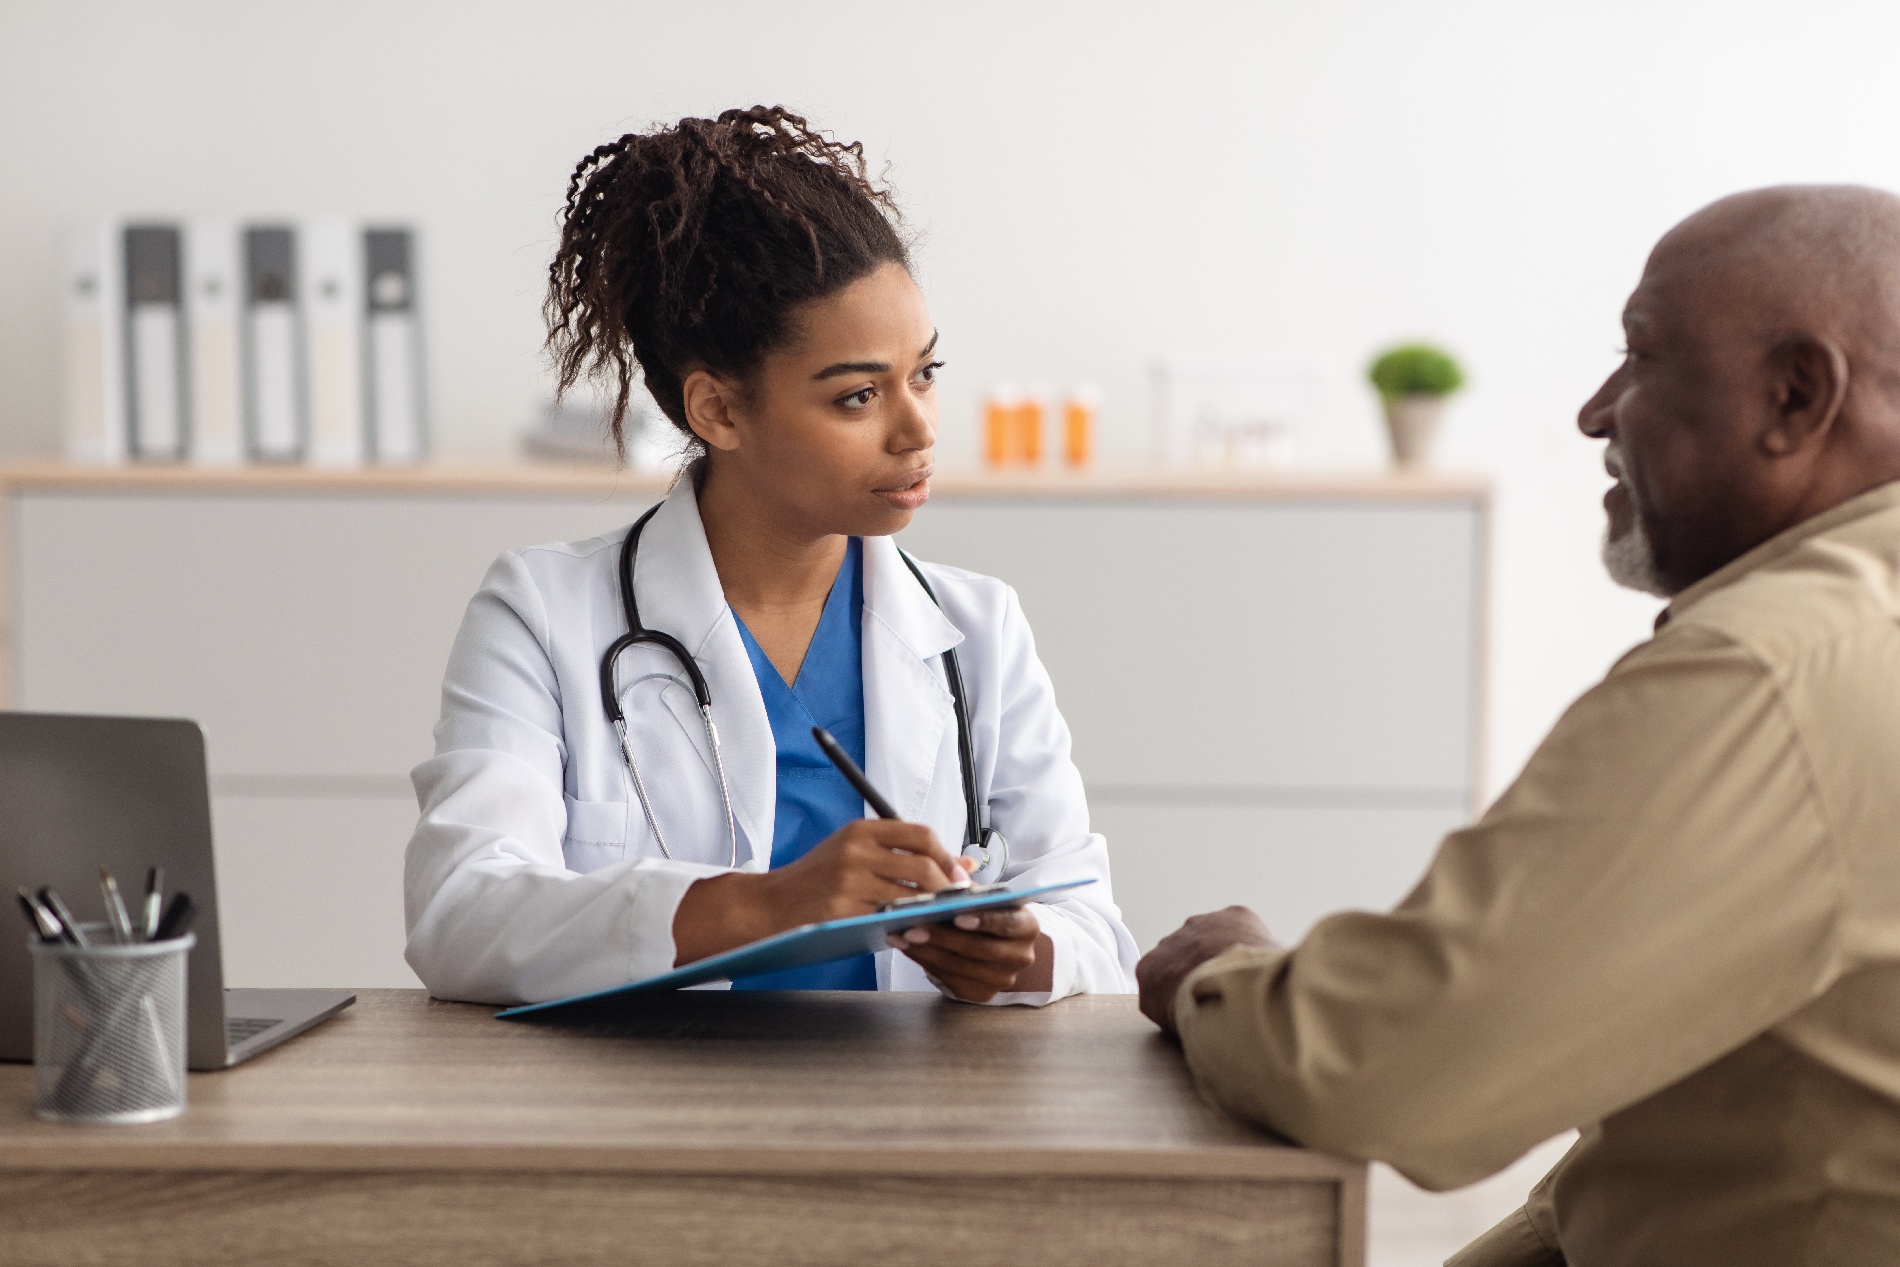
[898,498,1482,796]
[896,492,1484,950]
[3,466,1486,986]
[16,490,659,781]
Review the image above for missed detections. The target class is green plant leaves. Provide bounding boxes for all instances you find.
[1369,343,1465,399]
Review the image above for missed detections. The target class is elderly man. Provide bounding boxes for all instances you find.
[1137,185,1900,1266]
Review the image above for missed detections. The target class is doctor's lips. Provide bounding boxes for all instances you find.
[874,465,934,511]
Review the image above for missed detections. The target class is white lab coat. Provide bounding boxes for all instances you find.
[403,479,1138,1006]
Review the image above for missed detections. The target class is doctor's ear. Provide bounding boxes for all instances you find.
[680,369,747,455]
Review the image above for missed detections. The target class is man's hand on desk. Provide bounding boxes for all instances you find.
[889,908,1054,1003]
[1137,907,1281,1036]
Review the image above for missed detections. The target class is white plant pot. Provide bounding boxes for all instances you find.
[1382,394,1446,470]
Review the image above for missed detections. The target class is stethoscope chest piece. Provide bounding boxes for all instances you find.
[964,828,1009,880]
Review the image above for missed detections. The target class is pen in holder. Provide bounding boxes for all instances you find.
[30,925,194,1124]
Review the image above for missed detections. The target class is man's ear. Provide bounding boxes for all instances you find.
[1762,333,1849,456]
[681,369,746,454]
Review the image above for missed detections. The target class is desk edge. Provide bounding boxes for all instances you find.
[0,1139,1364,1182]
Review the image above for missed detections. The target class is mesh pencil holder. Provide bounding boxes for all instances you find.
[30,927,194,1124]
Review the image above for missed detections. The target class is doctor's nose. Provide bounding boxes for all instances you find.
[889,392,935,454]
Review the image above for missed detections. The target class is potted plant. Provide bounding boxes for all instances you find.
[1368,343,1465,469]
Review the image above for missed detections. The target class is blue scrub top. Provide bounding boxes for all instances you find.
[729,537,878,991]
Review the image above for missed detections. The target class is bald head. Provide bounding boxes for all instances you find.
[1580,184,1900,597]
[1657,186,1900,386]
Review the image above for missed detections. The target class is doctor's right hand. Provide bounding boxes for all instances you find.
[672,821,969,966]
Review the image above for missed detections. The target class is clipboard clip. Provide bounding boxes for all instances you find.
[880,883,1013,913]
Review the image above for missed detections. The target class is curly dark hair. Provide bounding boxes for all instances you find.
[544,105,910,458]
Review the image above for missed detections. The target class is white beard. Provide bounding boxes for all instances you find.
[1602,510,1671,597]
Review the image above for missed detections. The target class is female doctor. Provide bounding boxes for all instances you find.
[403,107,1137,1006]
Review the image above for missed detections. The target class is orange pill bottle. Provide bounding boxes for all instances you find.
[1062,386,1100,468]
[983,387,1022,467]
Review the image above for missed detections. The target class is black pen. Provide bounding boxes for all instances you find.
[17,889,61,942]
[23,889,107,1046]
[811,726,899,819]
[36,887,90,948]
[811,727,971,893]
[142,866,164,942]
[153,891,196,942]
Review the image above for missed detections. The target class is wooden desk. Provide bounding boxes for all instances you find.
[0,990,1365,1266]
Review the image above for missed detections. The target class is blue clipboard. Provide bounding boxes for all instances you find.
[495,878,1095,1018]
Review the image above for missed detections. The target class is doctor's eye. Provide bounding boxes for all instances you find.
[840,386,877,410]
[911,360,945,389]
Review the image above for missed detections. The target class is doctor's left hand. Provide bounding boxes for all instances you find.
[889,908,1054,1004]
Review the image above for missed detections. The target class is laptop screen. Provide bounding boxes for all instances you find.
[0,713,229,1069]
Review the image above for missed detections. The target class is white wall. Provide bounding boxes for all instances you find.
[6,0,1900,792]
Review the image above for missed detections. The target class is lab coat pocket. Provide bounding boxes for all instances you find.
[561,796,630,874]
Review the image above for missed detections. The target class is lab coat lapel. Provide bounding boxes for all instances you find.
[860,536,963,826]
[638,481,775,869]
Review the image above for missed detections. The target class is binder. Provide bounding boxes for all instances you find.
[495,878,1095,1017]
[303,218,364,467]
[184,219,243,465]
[362,226,426,464]
[61,219,125,465]
[242,225,307,462]
[123,224,190,461]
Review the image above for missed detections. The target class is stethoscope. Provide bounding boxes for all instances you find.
[598,504,1004,874]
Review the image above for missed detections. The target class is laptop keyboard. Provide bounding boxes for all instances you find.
[226,1016,281,1044]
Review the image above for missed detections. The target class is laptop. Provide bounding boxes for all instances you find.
[0,712,354,1069]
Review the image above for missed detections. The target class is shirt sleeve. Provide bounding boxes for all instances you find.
[1445,1206,1565,1267]
[1173,627,1848,1190]
[403,551,731,1006]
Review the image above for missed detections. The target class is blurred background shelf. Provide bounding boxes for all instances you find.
[0,459,1488,500]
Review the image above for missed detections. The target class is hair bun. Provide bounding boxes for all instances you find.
[544,105,909,459]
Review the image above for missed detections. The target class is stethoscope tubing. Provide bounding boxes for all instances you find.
[895,550,984,853]
[601,506,738,868]
[599,504,998,872]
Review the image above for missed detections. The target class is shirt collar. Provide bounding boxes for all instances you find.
[861,535,965,662]
[1659,478,1900,629]
[632,477,731,656]
[637,481,962,663]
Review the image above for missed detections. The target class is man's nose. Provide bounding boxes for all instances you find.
[1578,369,1619,439]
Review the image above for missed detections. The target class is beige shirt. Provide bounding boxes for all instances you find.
[1175,481,1900,1267]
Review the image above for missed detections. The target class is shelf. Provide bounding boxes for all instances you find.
[0,460,1489,503]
